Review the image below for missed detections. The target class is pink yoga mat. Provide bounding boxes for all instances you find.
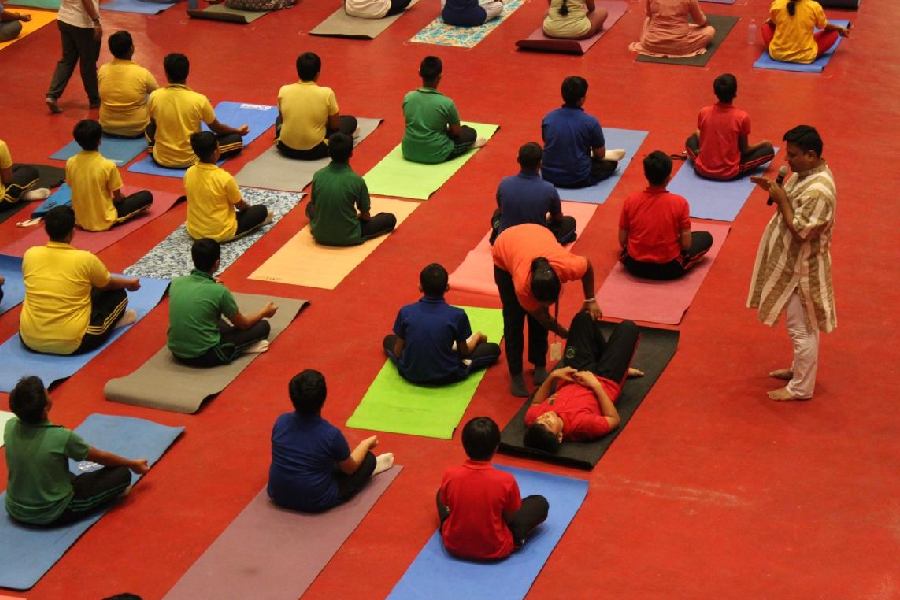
[1,187,181,257]
[516,0,628,54]
[596,221,730,325]
[449,202,598,296]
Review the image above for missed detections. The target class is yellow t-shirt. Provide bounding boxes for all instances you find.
[277,81,339,151]
[184,163,241,242]
[0,139,12,201]
[148,85,216,168]
[20,242,112,355]
[66,151,122,232]
[768,0,827,64]
[98,59,159,137]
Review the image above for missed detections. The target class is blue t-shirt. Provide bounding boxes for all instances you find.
[541,106,605,187]
[393,297,472,384]
[267,413,351,512]
[442,0,488,26]
[497,171,562,234]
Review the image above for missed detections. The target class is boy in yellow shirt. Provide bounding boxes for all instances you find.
[98,31,159,138]
[1,139,50,204]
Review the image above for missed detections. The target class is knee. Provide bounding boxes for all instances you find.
[570,309,594,329]
[385,213,398,229]
[258,319,272,338]
[616,319,640,341]
[383,334,397,356]
[695,230,714,247]
[528,494,550,519]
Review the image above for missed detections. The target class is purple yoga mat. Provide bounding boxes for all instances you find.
[516,0,628,54]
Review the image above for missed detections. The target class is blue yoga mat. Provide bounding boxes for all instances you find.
[388,466,588,600]
[0,413,183,591]
[0,277,169,392]
[102,0,177,13]
[31,183,72,218]
[50,136,147,166]
[0,255,25,315]
[556,128,648,204]
[754,20,848,73]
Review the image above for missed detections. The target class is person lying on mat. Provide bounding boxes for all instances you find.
[98,31,159,138]
[441,0,503,27]
[491,142,576,246]
[492,223,600,397]
[0,3,30,43]
[628,0,715,58]
[268,369,395,513]
[438,417,549,560]
[67,119,153,232]
[541,76,625,189]
[184,131,270,243]
[344,0,413,18]
[523,312,643,452]
[383,263,501,385]
[168,239,276,367]
[308,132,396,246]
[20,206,139,356]
[762,0,849,64]
[0,138,50,204]
[543,0,608,40]
[3,376,149,526]
[147,53,248,168]
[276,52,357,161]
[402,56,486,165]
[618,151,713,280]
[685,73,775,181]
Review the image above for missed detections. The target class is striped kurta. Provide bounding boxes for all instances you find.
[747,162,836,332]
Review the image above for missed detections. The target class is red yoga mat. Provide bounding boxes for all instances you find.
[516,0,629,54]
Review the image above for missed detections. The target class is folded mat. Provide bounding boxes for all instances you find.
[346,306,503,439]
[0,255,25,315]
[187,3,271,23]
[125,188,301,279]
[0,411,12,447]
[388,466,588,600]
[249,197,418,289]
[516,0,627,54]
[555,128,648,203]
[105,295,307,413]
[753,20,848,73]
[363,123,498,200]
[102,0,177,14]
[235,117,383,192]
[163,467,402,600]
[0,8,55,50]
[410,0,524,48]
[596,221,730,325]
[448,201,598,296]
[0,413,183,591]
[499,323,679,469]
[50,135,147,166]
[636,14,738,67]
[668,154,776,221]
[310,1,418,38]
[0,277,169,392]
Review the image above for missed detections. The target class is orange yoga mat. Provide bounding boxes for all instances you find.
[0,9,55,51]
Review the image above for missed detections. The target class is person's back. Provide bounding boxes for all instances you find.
[393,296,471,384]
[620,186,688,264]
[768,0,825,63]
[695,102,749,180]
[541,106,602,187]
[67,148,121,232]
[402,87,457,164]
[278,80,336,152]
[442,0,487,27]
[167,269,237,360]
[99,31,158,137]
[497,174,559,232]
[543,0,591,38]
[345,0,391,18]
[149,85,213,167]
[310,162,368,246]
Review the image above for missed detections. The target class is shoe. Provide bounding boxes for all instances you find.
[533,367,548,386]
[45,97,62,114]
[510,374,529,398]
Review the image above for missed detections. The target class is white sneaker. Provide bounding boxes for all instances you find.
[374,452,395,475]
[605,149,626,161]
[23,187,51,201]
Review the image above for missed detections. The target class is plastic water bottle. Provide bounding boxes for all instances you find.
[747,18,758,45]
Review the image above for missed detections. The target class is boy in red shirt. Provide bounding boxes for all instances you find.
[437,417,549,560]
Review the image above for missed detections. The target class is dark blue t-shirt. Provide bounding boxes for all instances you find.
[267,413,351,512]
[442,0,487,27]
[541,106,605,187]
[497,171,562,234]
[393,297,472,384]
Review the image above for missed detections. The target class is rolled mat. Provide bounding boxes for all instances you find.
[102,0,177,14]
[668,155,776,222]
[105,295,308,413]
[0,255,25,315]
[636,15,739,67]
[346,307,503,439]
[50,135,147,166]
[410,0,524,48]
[187,4,271,23]
[163,467,402,600]
[0,8,55,50]
[387,466,588,600]
[753,20,848,73]
[555,128,648,204]
[310,1,418,38]
[0,413,183,590]
[0,411,13,448]
[516,0,628,55]
[499,323,679,470]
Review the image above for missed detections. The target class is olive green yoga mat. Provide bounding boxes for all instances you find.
[346,307,503,439]
[636,15,738,67]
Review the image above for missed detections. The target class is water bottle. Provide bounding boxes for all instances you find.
[747,18,758,45]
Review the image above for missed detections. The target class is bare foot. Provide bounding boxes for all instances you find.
[114,309,137,329]
[768,387,810,402]
[768,368,793,381]
[245,340,269,354]
[627,367,644,378]
[23,187,51,201]
[605,148,626,161]
[473,138,488,149]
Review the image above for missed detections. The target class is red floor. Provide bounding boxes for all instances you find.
[1,0,898,598]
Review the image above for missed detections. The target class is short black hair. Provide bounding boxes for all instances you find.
[419,263,448,298]
[44,205,76,242]
[73,119,102,151]
[517,142,543,171]
[191,238,220,272]
[561,76,588,107]
[713,73,737,103]
[530,258,561,304]
[190,131,218,163]
[643,151,673,186]
[296,52,321,81]
[163,53,189,83]
[523,423,561,453]
[10,376,48,425]
[419,56,442,84]
[461,417,500,461]
[327,132,353,163]
[108,30,133,59]
[289,369,327,415]
[783,125,823,157]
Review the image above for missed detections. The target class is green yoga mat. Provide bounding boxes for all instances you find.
[636,15,738,67]
[363,122,498,200]
[7,0,58,8]
[346,307,503,439]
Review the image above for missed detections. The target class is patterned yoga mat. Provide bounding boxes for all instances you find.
[410,0,525,48]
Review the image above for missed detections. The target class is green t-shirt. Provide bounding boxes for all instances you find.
[4,418,90,525]
[167,269,239,359]
[401,87,460,165]
[310,162,370,246]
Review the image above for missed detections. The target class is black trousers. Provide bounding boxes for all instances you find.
[234,204,270,239]
[386,0,413,14]
[74,289,129,354]
[1,165,39,203]
[621,231,713,280]
[438,491,550,548]
[146,124,244,165]
[383,334,501,384]
[53,466,131,526]
[360,213,397,241]
[562,312,638,384]
[276,115,358,160]
[47,21,100,104]
[490,209,577,245]
[685,133,776,180]
[494,266,547,376]
[446,125,478,160]
[335,451,376,502]
[0,20,22,43]
[113,191,153,224]
[175,319,271,367]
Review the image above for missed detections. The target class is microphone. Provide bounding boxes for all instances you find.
[767,165,789,205]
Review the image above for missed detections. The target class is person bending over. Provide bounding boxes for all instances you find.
[344,0,413,18]
[0,3,30,43]
[762,0,849,64]
[0,138,49,204]
[268,369,395,512]
[441,0,504,27]
[98,31,159,138]
[628,0,715,58]
[383,263,501,385]
[543,0,608,40]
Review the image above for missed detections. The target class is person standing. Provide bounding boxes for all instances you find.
[46,0,102,114]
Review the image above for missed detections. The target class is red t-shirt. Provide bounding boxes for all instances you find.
[439,460,521,560]
[619,187,691,263]
[524,379,622,441]
[695,103,751,180]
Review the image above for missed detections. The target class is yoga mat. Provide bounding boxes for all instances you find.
[0,413,183,591]
[388,466,588,600]
[187,3,270,23]
[50,136,147,166]
[0,8,55,51]
[555,128,648,204]
[248,197,418,289]
[4,0,58,9]
[701,0,734,4]
[125,188,301,279]
[448,201,598,296]
[499,323,679,469]
[310,1,417,38]
[636,14,738,67]
[0,277,169,393]
[0,255,25,315]
[0,201,27,224]
[754,20,848,73]
[410,0,524,48]
[346,306,503,439]
[102,0,176,14]
[105,295,307,413]
[30,182,71,217]
[235,117,383,192]
[1,188,181,257]
[163,467,402,600]
[363,122,498,200]
[668,153,776,221]
[516,0,628,55]
[596,221,730,325]
[0,411,13,448]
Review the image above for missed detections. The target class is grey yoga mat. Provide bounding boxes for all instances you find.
[636,15,738,67]
[309,2,417,39]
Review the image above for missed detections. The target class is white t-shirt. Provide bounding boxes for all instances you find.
[345,0,391,18]
[58,0,99,28]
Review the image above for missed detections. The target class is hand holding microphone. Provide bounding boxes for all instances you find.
[766,166,789,205]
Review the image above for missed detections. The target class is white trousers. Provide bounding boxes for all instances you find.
[441,0,504,19]
[785,292,820,399]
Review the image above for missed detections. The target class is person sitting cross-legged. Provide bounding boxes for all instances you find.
[1,138,49,205]
[344,0,413,18]
[98,30,159,138]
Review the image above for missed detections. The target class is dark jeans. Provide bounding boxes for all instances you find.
[382,334,500,385]
[233,204,270,239]
[114,191,153,223]
[437,491,550,548]
[47,21,100,104]
[494,266,547,376]
[1,165,39,203]
[146,124,244,165]
[621,231,713,280]
[490,209,577,245]
[52,466,131,526]
[685,133,776,180]
[276,115,358,160]
[562,312,639,385]
[336,451,376,502]
[386,0,413,15]
[74,289,129,354]
[175,319,271,367]
[446,125,478,160]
